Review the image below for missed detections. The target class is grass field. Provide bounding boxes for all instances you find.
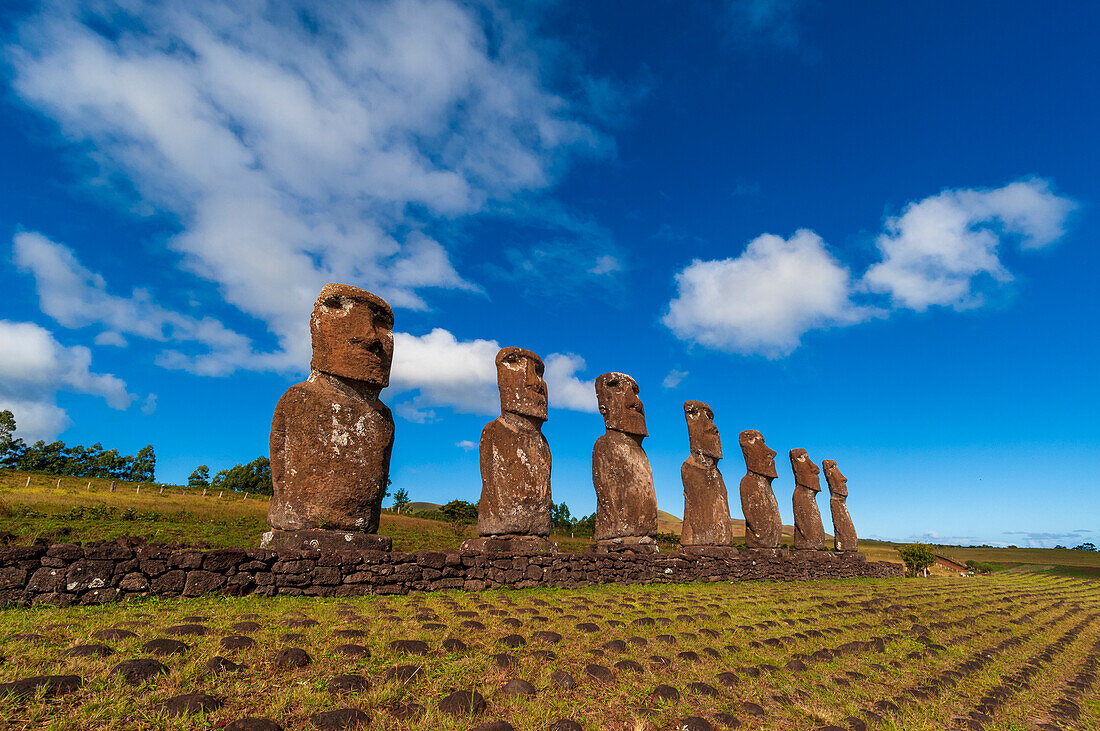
[1,574,1097,729]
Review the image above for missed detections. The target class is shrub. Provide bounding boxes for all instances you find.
[897,543,937,577]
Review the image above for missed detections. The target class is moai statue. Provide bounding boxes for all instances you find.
[590,372,658,553]
[790,448,826,550]
[462,347,555,554]
[680,401,737,549]
[738,429,782,549]
[262,283,395,553]
[822,459,857,552]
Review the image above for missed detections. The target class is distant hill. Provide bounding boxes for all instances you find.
[403,501,441,514]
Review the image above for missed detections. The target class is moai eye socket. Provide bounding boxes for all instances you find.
[606,378,619,389]
[322,294,344,309]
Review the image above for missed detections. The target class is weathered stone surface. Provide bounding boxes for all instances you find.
[592,373,657,542]
[438,689,486,716]
[475,347,552,539]
[261,529,391,553]
[738,430,782,549]
[680,401,736,547]
[823,460,857,552]
[268,284,394,540]
[225,719,283,731]
[309,708,369,729]
[790,449,826,551]
[461,535,556,554]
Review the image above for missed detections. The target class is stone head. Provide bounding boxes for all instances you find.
[684,400,721,460]
[496,347,548,421]
[310,283,394,386]
[789,448,821,492]
[595,372,647,437]
[739,429,778,478]
[822,459,848,497]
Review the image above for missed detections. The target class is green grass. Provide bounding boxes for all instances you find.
[1,574,1097,729]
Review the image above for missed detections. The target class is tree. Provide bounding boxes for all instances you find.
[211,457,273,494]
[551,501,572,530]
[1074,542,1097,552]
[188,465,211,487]
[130,445,156,482]
[439,499,478,524]
[390,487,410,513]
[897,543,937,577]
[0,410,14,452]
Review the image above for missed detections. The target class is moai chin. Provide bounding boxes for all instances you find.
[822,459,858,552]
[462,347,556,555]
[738,429,783,549]
[680,401,737,550]
[790,448,826,550]
[589,372,658,553]
[263,283,395,553]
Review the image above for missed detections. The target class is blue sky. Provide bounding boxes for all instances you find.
[1,0,1097,548]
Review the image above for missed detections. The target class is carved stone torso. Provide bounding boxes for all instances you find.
[792,485,826,550]
[739,472,782,548]
[592,430,657,541]
[681,457,736,546]
[268,373,394,533]
[831,495,857,552]
[477,417,552,537]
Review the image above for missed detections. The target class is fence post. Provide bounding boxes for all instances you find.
[110,481,117,492]
[202,487,207,497]
[55,478,61,488]
[135,485,140,495]
[159,486,164,495]
[218,491,224,499]
[86,481,91,490]
[25,476,31,487]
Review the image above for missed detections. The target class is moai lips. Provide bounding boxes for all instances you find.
[790,448,826,550]
[591,373,657,550]
[680,401,737,547]
[738,430,782,549]
[823,459,858,552]
[465,348,555,553]
[265,284,395,550]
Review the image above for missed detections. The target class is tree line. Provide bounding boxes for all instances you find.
[0,410,156,482]
[187,457,273,495]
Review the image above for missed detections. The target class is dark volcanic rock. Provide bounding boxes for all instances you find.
[308,708,369,729]
[0,674,82,698]
[334,644,370,658]
[552,670,576,689]
[142,638,188,656]
[328,674,369,694]
[471,723,513,731]
[387,702,425,721]
[649,684,680,702]
[93,628,136,641]
[382,664,423,682]
[164,623,206,636]
[681,718,714,731]
[442,638,468,653]
[221,635,256,651]
[157,692,223,716]
[501,678,537,697]
[585,664,614,683]
[438,689,486,716]
[112,658,168,684]
[273,647,312,668]
[67,643,113,657]
[205,656,245,674]
[549,721,583,731]
[388,639,429,655]
[225,719,283,731]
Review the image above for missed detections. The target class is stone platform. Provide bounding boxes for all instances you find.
[260,529,392,553]
[460,536,557,554]
[0,540,902,607]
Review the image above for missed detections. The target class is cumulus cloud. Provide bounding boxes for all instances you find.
[388,329,596,420]
[0,320,134,439]
[455,440,477,451]
[863,179,1077,310]
[7,0,606,374]
[664,179,1075,358]
[663,229,870,358]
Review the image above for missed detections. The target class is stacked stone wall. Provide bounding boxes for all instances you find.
[0,542,902,607]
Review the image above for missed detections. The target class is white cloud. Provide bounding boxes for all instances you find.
[388,329,597,419]
[140,394,158,416]
[863,178,1077,311]
[662,369,688,389]
[14,231,256,375]
[94,332,127,348]
[663,229,870,357]
[543,354,598,413]
[0,320,134,440]
[455,440,477,451]
[8,0,606,374]
[588,255,622,275]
